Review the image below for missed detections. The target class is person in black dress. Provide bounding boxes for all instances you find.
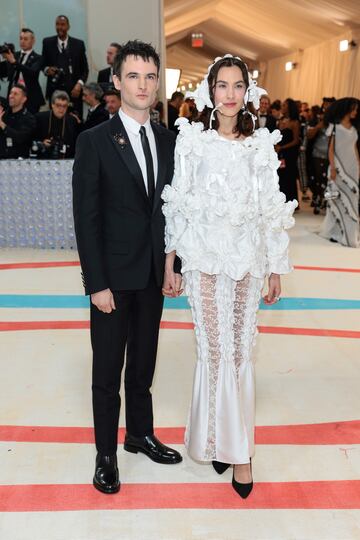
[276,98,300,204]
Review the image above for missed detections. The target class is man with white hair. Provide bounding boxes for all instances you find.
[82,82,109,130]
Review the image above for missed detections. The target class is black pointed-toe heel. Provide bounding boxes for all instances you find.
[232,459,253,499]
[212,460,231,474]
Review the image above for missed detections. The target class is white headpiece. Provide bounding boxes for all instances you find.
[185,54,267,121]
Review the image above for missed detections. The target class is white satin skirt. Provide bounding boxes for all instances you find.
[184,271,263,464]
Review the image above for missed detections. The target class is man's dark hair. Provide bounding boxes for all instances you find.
[113,40,160,78]
[284,98,300,121]
[270,100,281,111]
[11,83,27,97]
[170,91,184,101]
[56,14,70,25]
[104,89,121,99]
[21,28,34,35]
[110,42,122,52]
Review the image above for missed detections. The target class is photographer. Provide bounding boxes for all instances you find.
[42,15,89,118]
[0,29,45,114]
[34,90,78,159]
[0,84,36,159]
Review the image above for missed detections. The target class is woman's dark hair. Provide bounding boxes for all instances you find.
[324,97,359,127]
[270,100,281,111]
[199,56,256,137]
[284,98,299,121]
[113,40,160,78]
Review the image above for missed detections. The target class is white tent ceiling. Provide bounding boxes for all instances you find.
[165,0,360,86]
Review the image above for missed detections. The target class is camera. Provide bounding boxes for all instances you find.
[0,42,15,55]
[51,67,65,85]
[30,138,67,159]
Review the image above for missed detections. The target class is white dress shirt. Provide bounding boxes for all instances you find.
[57,37,69,53]
[17,49,32,86]
[119,108,158,192]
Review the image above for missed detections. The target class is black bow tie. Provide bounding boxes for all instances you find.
[259,114,267,117]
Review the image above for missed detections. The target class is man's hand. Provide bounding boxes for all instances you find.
[0,106,6,130]
[263,273,281,305]
[3,51,16,64]
[46,66,58,77]
[69,111,81,124]
[42,138,53,147]
[91,288,116,313]
[71,82,82,98]
[162,269,183,298]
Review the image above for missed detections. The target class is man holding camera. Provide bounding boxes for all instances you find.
[0,29,45,114]
[42,15,89,118]
[0,84,36,159]
[34,90,78,159]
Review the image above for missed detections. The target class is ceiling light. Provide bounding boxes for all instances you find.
[188,82,193,89]
[285,61,293,71]
[339,39,349,52]
[252,70,259,79]
[165,68,181,99]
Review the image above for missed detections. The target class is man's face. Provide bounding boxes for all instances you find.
[105,94,121,115]
[9,87,27,110]
[82,89,95,106]
[259,97,270,114]
[19,31,34,51]
[56,17,69,39]
[301,102,309,114]
[51,98,68,118]
[113,55,159,114]
[106,46,118,66]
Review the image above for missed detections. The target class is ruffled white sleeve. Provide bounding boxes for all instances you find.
[255,129,298,275]
[161,119,196,254]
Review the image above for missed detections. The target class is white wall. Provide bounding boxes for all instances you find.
[86,0,166,102]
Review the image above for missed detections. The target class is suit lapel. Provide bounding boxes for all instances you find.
[152,122,167,214]
[109,114,149,204]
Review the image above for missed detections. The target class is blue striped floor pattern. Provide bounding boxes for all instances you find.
[0,295,360,310]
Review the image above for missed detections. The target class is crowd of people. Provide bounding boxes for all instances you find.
[1,16,359,247]
[0,17,124,160]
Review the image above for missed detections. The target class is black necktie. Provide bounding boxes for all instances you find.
[19,53,25,64]
[61,42,65,53]
[139,126,155,204]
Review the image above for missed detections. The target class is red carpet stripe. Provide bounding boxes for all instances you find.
[1,262,359,273]
[0,261,80,270]
[1,420,359,445]
[1,320,360,339]
[294,265,360,273]
[1,480,360,511]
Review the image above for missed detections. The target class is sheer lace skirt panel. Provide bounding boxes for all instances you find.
[184,271,263,463]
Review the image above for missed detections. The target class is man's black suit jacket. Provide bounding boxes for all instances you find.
[97,67,111,83]
[42,35,89,98]
[73,114,177,295]
[82,104,109,131]
[0,51,45,113]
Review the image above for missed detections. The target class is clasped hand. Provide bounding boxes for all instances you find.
[162,268,183,298]
[262,273,281,305]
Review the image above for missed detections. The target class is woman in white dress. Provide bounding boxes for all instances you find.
[162,55,297,498]
[320,98,360,248]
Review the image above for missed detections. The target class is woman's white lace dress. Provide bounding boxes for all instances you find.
[162,119,297,464]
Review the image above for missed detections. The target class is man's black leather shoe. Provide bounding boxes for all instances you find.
[124,433,182,464]
[93,453,120,494]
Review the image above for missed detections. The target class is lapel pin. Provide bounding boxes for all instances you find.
[113,133,127,148]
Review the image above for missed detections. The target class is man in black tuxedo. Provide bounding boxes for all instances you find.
[73,40,182,495]
[97,42,122,91]
[257,95,277,132]
[42,15,89,117]
[0,28,45,114]
[81,83,109,131]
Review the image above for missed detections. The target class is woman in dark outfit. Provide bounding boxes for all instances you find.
[276,98,300,204]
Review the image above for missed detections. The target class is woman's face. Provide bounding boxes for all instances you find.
[349,104,358,119]
[281,101,288,115]
[213,65,246,118]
